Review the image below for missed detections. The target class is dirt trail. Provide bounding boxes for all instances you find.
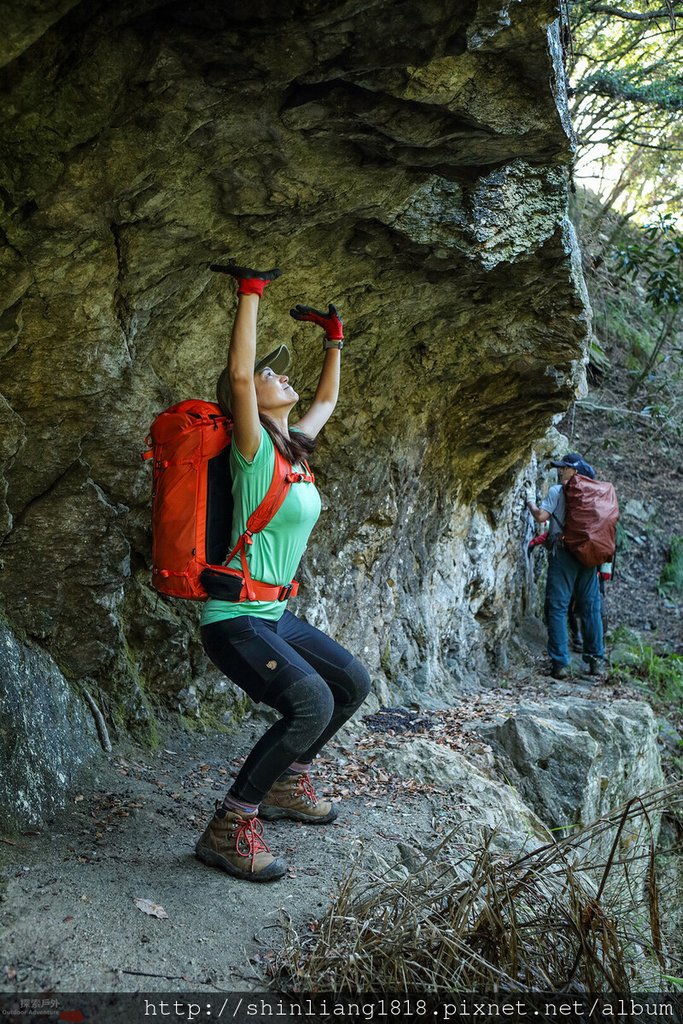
[0,716,438,994]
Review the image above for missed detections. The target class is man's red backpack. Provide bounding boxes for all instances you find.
[142,400,313,601]
[562,474,619,568]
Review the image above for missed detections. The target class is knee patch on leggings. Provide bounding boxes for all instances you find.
[274,672,335,753]
[339,657,372,705]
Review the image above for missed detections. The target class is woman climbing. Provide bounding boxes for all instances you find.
[195,263,371,883]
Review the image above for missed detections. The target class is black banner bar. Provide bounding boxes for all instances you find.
[1,992,683,1024]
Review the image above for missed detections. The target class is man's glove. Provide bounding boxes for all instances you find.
[522,487,536,510]
[290,303,344,341]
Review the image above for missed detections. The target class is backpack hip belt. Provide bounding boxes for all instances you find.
[199,564,299,603]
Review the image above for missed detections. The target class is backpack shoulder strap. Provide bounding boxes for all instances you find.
[246,448,294,534]
[549,509,565,531]
[223,447,302,601]
[544,483,565,532]
[244,452,314,534]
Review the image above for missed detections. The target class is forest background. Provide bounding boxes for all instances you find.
[562,0,683,714]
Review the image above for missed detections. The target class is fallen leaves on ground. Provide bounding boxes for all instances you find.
[311,678,633,801]
[314,699,504,799]
[133,898,169,919]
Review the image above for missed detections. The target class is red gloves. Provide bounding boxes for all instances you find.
[209,263,282,297]
[290,303,344,341]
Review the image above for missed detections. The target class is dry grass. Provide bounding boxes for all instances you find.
[276,784,683,993]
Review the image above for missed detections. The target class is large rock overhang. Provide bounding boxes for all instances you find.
[0,0,588,708]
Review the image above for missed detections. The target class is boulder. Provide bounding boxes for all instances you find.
[371,735,552,853]
[0,621,100,829]
[471,697,664,834]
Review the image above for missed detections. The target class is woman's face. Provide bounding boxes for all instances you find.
[558,465,576,483]
[254,366,299,412]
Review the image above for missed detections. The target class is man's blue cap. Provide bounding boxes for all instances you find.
[550,452,596,479]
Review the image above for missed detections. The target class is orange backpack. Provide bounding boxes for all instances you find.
[142,400,313,601]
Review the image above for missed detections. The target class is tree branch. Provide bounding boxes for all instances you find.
[575,401,660,419]
[587,4,683,23]
[618,138,683,151]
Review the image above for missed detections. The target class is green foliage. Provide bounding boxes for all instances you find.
[609,214,683,394]
[576,188,683,428]
[613,214,683,308]
[598,291,661,360]
[611,632,683,705]
[659,536,683,599]
[568,1,683,215]
[579,69,683,114]
[615,519,629,552]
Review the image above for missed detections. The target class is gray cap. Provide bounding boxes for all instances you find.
[216,345,291,416]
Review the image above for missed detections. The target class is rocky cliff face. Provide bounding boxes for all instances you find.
[0,2,587,774]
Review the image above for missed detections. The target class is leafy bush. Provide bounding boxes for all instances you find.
[611,215,683,393]
[659,536,683,601]
[614,214,682,310]
[611,636,683,705]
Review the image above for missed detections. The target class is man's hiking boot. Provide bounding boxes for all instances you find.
[586,656,608,679]
[259,772,338,825]
[550,661,569,680]
[195,803,287,882]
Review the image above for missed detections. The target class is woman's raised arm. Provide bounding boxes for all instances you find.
[211,264,282,461]
[291,304,343,439]
[227,294,262,461]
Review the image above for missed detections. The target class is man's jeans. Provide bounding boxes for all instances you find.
[545,544,604,669]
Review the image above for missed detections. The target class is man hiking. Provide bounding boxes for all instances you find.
[526,453,606,680]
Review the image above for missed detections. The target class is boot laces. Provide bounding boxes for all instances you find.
[234,816,270,868]
[296,772,317,805]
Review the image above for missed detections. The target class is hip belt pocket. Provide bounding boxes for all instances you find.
[201,568,243,601]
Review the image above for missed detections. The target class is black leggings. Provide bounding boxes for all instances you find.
[201,611,371,805]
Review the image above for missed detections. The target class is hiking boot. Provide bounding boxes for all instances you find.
[195,803,287,882]
[586,656,608,679]
[549,661,569,680]
[259,772,338,824]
